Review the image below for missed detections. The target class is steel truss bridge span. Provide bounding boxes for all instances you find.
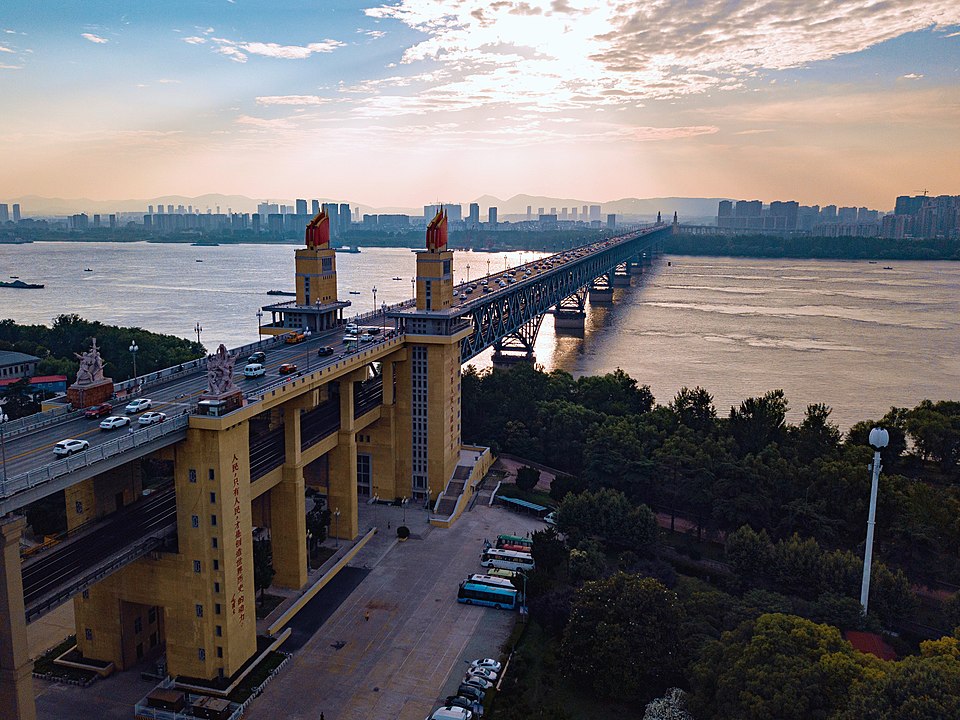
[457,225,668,362]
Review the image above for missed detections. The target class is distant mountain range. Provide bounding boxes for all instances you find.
[7,193,729,220]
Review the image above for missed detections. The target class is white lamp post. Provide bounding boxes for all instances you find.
[0,409,8,489]
[860,427,889,614]
[128,341,139,385]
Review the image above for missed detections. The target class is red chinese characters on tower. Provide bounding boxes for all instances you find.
[425,209,447,252]
[305,211,330,250]
[231,453,246,625]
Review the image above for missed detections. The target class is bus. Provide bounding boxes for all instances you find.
[466,574,517,590]
[480,548,535,572]
[496,534,533,551]
[457,581,519,610]
[485,567,519,580]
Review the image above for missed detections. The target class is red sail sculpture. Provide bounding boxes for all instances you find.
[305,210,330,249]
[425,208,447,252]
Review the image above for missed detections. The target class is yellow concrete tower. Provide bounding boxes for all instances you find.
[296,211,338,308]
[416,209,455,311]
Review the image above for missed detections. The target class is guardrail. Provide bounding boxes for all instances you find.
[0,414,190,500]
[2,405,84,439]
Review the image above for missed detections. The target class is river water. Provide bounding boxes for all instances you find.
[1,242,957,429]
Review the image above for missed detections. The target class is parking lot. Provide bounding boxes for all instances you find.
[246,502,542,720]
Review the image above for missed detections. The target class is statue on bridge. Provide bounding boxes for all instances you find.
[74,338,106,385]
[206,344,239,396]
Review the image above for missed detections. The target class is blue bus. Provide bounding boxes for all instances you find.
[457,581,519,610]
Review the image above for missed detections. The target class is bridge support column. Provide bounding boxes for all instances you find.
[271,402,308,589]
[589,274,614,304]
[0,515,35,720]
[612,274,631,287]
[64,462,143,531]
[328,371,365,540]
[553,311,585,332]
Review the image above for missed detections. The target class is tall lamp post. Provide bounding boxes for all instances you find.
[333,507,340,548]
[0,409,8,490]
[256,310,263,339]
[466,264,471,283]
[306,530,312,571]
[128,341,139,386]
[194,322,203,347]
[372,285,378,315]
[860,427,889,614]
[402,496,408,525]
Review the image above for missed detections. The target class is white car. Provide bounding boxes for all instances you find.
[466,667,498,682]
[125,398,153,413]
[138,411,167,426]
[461,675,493,690]
[100,415,131,431]
[469,658,502,673]
[360,332,374,342]
[53,439,90,456]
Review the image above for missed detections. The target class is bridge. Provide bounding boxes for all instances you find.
[0,208,670,719]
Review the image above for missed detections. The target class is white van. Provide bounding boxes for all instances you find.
[243,363,266,378]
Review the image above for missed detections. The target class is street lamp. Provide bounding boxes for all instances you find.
[486,258,491,276]
[860,427,889,614]
[256,310,263,339]
[411,277,416,299]
[128,341,139,385]
[402,496,408,525]
[372,285,378,315]
[466,264,471,283]
[194,322,203,347]
[0,409,8,490]
[306,530,313,571]
[334,507,340,548]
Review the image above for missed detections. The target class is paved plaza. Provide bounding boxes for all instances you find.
[29,498,543,720]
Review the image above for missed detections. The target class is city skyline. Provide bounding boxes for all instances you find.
[1,1,958,208]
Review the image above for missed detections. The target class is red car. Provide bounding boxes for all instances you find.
[84,403,113,418]
[278,363,298,375]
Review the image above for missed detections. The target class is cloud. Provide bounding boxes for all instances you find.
[81,33,109,44]
[0,44,13,53]
[0,62,22,70]
[362,0,960,115]
[158,78,181,84]
[903,73,924,79]
[236,115,298,129]
[187,35,346,62]
[363,30,387,39]
[256,95,330,105]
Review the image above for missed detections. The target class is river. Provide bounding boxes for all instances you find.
[1,242,957,429]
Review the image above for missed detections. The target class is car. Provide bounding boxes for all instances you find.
[243,363,266,378]
[285,332,306,344]
[359,332,374,342]
[317,346,334,357]
[345,322,359,333]
[445,697,483,717]
[466,667,498,682]
[100,415,131,431]
[459,293,468,300]
[248,351,266,364]
[125,398,153,413]
[461,675,493,690]
[469,658,503,673]
[456,684,485,703]
[279,363,298,375]
[138,411,167,426]
[543,511,557,526]
[84,402,113,418]
[367,327,381,335]
[54,439,90,456]
[428,707,473,720]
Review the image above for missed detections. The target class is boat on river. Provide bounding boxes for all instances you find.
[266,290,296,296]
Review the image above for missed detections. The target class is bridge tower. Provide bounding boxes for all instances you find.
[389,210,471,502]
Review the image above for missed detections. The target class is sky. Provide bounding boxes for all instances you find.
[0,0,958,210]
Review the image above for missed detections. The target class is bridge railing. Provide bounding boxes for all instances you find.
[2,406,84,440]
[0,414,190,500]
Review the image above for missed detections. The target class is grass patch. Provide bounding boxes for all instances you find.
[32,635,99,685]
[226,651,287,703]
[496,483,554,508]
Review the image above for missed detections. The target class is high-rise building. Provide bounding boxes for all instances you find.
[0,204,8,222]
[109,214,117,229]
[768,201,799,231]
[12,204,21,222]
[538,207,544,215]
[339,203,351,234]
[894,195,925,216]
[550,207,557,215]
[571,207,578,220]
[561,208,568,219]
[93,214,101,227]
[488,207,498,225]
[589,205,602,221]
[820,205,837,222]
[311,199,321,215]
[717,200,733,220]
[606,214,616,229]
[252,213,261,233]
[296,199,308,215]
[148,204,154,215]
[257,202,279,216]
[526,205,532,220]
[166,204,174,214]
[322,203,340,237]
[582,205,588,218]
[468,202,479,225]
[838,206,858,224]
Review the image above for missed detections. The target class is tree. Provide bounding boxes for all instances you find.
[561,573,684,701]
[530,527,568,576]
[728,390,788,456]
[1,377,40,419]
[549,473,587,502]
[724,525,774,584]
[671,386,717,435]
[556,488,657,553]
[644,688,694,720]
[690,613,869,720]
[253,538,275,603]
[574,368,654,416]
[792,403,842,462]
[838,653,960,720]
[515,465,541,492]
[568,540,608,585]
